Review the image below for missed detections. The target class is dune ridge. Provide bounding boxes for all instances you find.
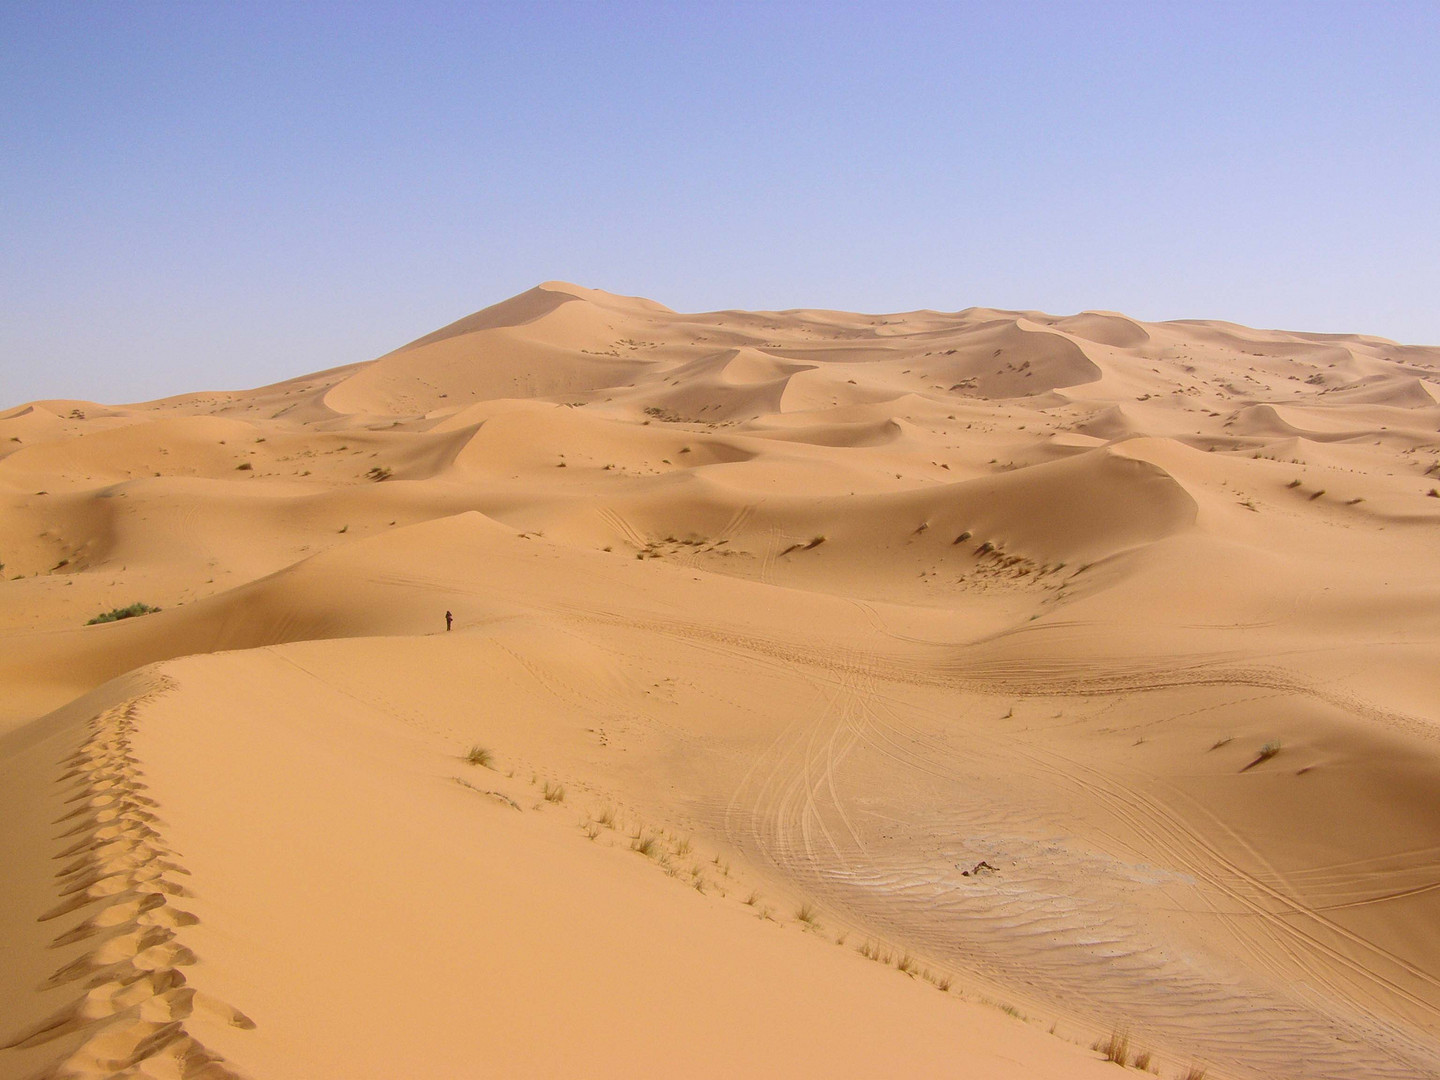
[3,283,1440,1079]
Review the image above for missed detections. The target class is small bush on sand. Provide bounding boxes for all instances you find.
[88,602,160,625]
[542,781,565,803]
[465,745,493,768]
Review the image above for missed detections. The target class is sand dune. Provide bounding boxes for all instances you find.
[4,283,1440,1079]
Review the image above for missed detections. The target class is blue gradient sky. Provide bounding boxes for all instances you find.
[3,1,1437,406]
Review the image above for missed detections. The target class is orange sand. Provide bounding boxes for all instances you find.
[3,282,1439,1079]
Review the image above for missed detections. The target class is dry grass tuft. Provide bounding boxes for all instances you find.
[465,745,494,768]
[542,781,565,803]
[857,940,889,963]
[795,902,820,927]
[1093,1029,1130,1066]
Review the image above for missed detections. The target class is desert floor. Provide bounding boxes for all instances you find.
[3,282,1439,1079]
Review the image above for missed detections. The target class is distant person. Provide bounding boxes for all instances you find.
[445,610,453,632]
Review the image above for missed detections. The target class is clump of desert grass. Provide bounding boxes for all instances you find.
[856,940,892,965]
[464,745,494,768]
[1241,740,1283,771]
[1093,1029,1130,1066]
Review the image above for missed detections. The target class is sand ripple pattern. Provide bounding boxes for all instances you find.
[727,656,1440,1080]
[3,682,254,1079]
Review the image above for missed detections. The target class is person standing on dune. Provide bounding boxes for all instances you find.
[445,610,453,632]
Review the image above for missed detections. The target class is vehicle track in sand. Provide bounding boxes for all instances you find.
[557,607,1440,1079]
[725,654,1440,1079]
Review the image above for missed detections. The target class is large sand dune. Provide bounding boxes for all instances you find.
[3,282,1439,1079]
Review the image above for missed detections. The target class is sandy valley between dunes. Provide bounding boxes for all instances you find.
[3,282,1440,1078]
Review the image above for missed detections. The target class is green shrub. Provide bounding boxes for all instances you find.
[87,602,161,625]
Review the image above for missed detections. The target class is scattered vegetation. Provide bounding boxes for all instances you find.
[87,602,161,625]
[366,465,392,481]
[1132,1048,1152,1071]
[631,832,659,857]
[235,461,253,470]
[542,781,565,803]
[795,902,820,927]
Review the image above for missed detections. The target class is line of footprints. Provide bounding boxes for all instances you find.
[4,684,255,1079]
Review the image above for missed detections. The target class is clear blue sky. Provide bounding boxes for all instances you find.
[3,1,1437,406]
